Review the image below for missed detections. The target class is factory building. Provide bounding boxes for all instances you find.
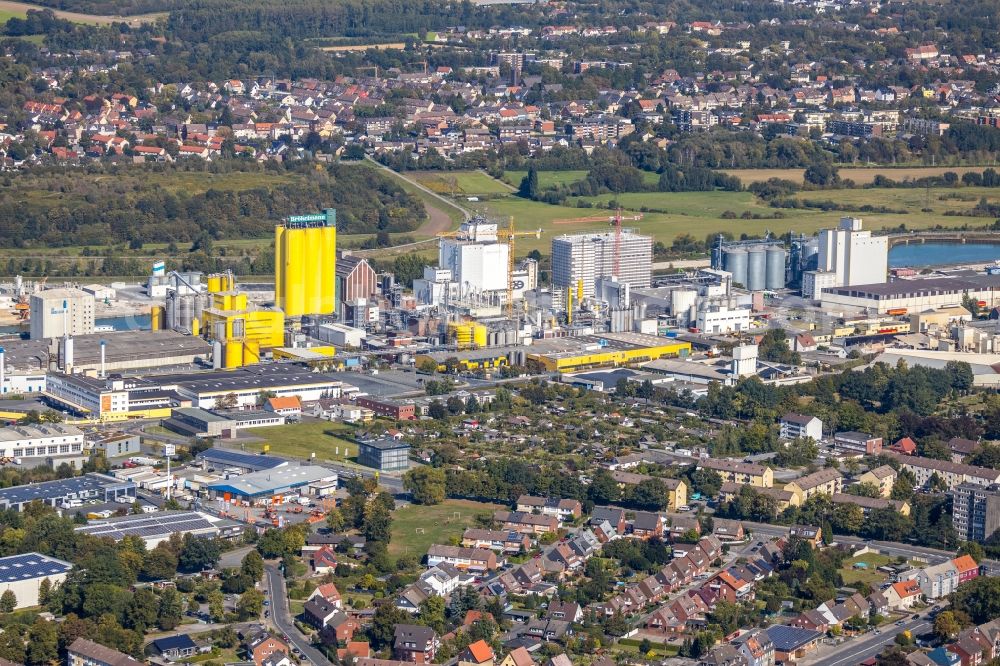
[275,210,337,317]
[551,230,652,302]
[29,288,95,340]
[438,219,510,298]
[0,473,135,511]
[0,423,86,468]
[0,553,72,609]
[75,510,244,548]
[200,288,285,368]
[162,407,285,438]
[801,270,839,300]
[817,217,888,288]
[206,463,338,504]
[820,274,1000,314]
[336,253,379,322]
[696,306,751,334]
[158,364,346,410]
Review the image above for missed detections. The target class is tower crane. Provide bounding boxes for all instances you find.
[436,216,541,317]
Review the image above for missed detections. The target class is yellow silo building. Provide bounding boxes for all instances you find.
[275,209,337,317]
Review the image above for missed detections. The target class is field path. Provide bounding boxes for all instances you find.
[363,157,470,234]
[482,168,517,192]
[0,0,165,24]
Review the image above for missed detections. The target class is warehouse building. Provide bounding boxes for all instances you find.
[526,333,691,372]
[0,423,86,468]
[0,473,135,511]
[162,407,285,437]
[1,330,211,381]
[0,552,72,609]
[206,463,338,504]
[163,364,347,410]
[195,447,288,474]
[821,273,1000,315]
[75,510,244,548]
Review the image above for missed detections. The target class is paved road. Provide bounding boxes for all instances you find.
[264,563,332,666]
[803,615,931,666]
[742,521,954,564]
[219,544,255,569]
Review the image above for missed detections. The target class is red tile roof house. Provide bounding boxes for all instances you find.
[307,583,342,609]
[311,546,338,574]
[246,631,290,666]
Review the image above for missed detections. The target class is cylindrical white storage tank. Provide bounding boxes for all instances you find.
[671,289,697,317]
[766,247,787,290]
[212,340,223,369]
[746,247,766,291]
[724,249,748,287]
[178,295,194,332]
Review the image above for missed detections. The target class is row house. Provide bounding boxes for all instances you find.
[494,510,560,535]
[426,545,499,572]
[830,493,910,517]
[461,528,531,553]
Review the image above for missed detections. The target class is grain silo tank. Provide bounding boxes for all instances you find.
[177,294,194,332]
[765,247,787,290]
[723,248,748,287]
[746,247,766,291]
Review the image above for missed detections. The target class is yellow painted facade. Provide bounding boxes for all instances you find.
[275,210,337,317]
[528,340,691,372]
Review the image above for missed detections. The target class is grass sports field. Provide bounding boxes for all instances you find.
[389,499,503,558]
[722,165,996,186]
[241,419,358,462]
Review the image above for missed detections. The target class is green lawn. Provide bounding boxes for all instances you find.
[841,553,892,587]
[410,170,513,196]
[503,170,589,190]
[389,499,503,558]
[0,9,27,24]
[464,184,1000,257]
[241,419,358,462]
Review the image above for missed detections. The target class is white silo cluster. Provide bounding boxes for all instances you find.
[722,243,786,291]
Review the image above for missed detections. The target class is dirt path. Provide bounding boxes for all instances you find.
[363,157,470,234]
[0,0,165,25]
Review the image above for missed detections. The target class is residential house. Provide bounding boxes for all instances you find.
[785,468,843,504]
[393,625,439,664]
[712,518,745,542]
[67,638,144,666]
[303,598,340,629]
[494,511,559,535]
[831,493,910,517]
[889,453,1000,491]
[515,496,582,522]
[458,640,495,666]
[779,413,822,441]
[858,465,897,498]
[247,632,290,666]
[720,482,799,511]
[499,647,536,666]
[590,506,627,534]
[948,438,980,463]
[885,580,922,610]
[461,528,531,554]
[427,545,498,572]
[547,600,583,623]
[632,511,663,539]
[733,629,776,666]
[698,458,774,488]
[319,613,365,644]
[151,635,197,661]
[766,625,823,663]
[788,525,823,547]
[307,583,342,609]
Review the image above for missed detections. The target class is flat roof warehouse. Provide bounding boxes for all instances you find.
[0,473,135,510]
[206,464,337,501]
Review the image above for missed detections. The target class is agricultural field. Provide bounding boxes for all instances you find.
[0,1,164,25]
[409,170,514,196]
[389,498,503,558]
[241,419,358,462]
[721,166,996,186]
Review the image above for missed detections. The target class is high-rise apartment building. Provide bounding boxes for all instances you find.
[551,230,652,303]
[953,482,1000,543]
